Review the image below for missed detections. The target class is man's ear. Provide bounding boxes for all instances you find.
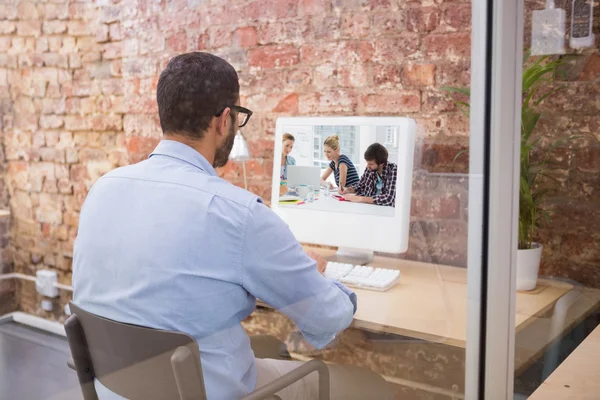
[216,107,231,137]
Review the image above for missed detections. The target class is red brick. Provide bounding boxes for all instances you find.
[234,27,258,48]
[90,115,123,131]
[248,45,299,68]
[39,148,66,163]
[65,116,90,131]
[257,21,307,45]
[69,3,91,20]
[196,33,208,50]
[437,61,471,87]
[442,4,471,31]
[286,68,312,86]
[299,90,358,114]
[299,0,330,16]
[208,26,233,48]
[126,136,160,163]
[123,114,161,136]
[45,3,69,20]
[574,147,600,173]
[139,33,165,55]
[0,21,16,35]
[372,11,404,36]
[338,63,369,87]
[341,12,371,38]
[359,41,375,62]
[67,21,89,36]
[406,6,441,32]
[73,80,101,97]
[444,113,470,136]
[309,15,341,42]
[100,5,121,24]
[421,142,469,173]
[111,60,122,77]
[243,0,298,20]
[425,33,471,60]
[17,21,41,37]
[580,55,600,81]
[373,64,403,86]
[123,58,158,78]
[40,115,64,129]
[101,79,124,95]
[301,41,360,65]
[403,63,436,87]
[423,91,456,113]
[109,23,122,41]
[95,24,109,43]
[313,63,338,87]
[273,93,299,113]
[167,32,187,53]
[103,42,121,60]
[369,35,421,64]
[362,91,421,113]
[79,148,107,162]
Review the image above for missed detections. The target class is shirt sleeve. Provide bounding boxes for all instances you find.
[354,168,369,196]
[289,156,296,165]
[241,200,357,349]
[372,164,397,207]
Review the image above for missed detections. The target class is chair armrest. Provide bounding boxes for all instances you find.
[241,359,329,400]
[67,358,75,370]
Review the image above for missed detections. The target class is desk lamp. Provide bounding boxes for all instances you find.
[230,130,250,190]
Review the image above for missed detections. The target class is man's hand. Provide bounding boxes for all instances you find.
[343,194,362,203]
[306,250,327,275]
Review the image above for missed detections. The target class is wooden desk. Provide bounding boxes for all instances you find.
[304,246,575,348]
[529,324,600,400]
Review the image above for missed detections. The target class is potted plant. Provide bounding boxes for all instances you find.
[443,53,573,291]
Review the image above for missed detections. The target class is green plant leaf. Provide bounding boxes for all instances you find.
[441,87,471,97]
[534,86,564,106]
[453,149,469,163]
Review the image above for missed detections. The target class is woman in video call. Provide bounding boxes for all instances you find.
[280,133,296,181]
[341,143,398,207]
[320,135,360,192]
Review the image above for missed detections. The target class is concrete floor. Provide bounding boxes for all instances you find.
[0,322,82,400]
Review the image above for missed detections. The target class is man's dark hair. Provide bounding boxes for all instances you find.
[364,143,389,165]
[157,52,240,139]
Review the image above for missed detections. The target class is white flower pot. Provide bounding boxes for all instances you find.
[516,243,543,291]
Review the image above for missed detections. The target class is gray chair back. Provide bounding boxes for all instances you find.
[65,301,206,400]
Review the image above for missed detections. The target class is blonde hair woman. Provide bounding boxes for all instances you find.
[320,135,360,192]
[280,133,296,180]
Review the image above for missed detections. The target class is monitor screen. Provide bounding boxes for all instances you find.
[271,117,416,255]
[277,125,402,217]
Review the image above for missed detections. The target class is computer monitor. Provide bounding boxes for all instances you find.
[272,117,416,264]
[287,166,321,189]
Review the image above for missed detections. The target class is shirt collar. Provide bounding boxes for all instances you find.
[149,140,218,177]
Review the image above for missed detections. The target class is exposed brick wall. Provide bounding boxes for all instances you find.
[0,0,598,322]
[1,0,125,316]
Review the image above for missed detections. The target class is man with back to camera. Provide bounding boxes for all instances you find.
[72,52,391,399]
[341,143,398,207]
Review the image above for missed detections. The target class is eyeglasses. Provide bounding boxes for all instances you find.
[216,105,253,128]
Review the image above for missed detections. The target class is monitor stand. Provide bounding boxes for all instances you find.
[325,248,374,266]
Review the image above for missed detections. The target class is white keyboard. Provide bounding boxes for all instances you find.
[324,262,401,292]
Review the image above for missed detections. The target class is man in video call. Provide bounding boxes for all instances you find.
[341,143,398,207]
[73,52,396,400]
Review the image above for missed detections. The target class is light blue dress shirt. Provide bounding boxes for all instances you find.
[72,140,357,400]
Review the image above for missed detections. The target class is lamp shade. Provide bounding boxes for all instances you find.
[230,130,250,161]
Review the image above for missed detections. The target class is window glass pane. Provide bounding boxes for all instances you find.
[0,0,490,399]
[514,2,600,399]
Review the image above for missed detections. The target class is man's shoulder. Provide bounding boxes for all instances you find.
[95,161,261,209]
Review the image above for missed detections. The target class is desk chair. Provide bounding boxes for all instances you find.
[65,302,329,400]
